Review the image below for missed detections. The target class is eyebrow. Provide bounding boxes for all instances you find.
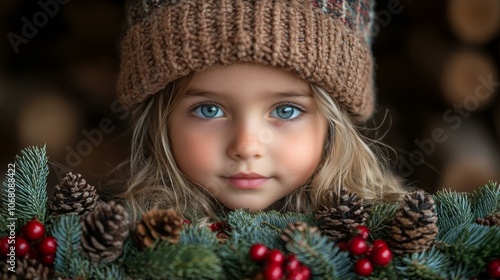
[184,88,313,99]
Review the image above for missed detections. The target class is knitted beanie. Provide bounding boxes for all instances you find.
[117,0,376,122]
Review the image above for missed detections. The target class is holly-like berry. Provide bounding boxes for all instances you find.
[37,236,57,255]
[15,236,30,257]
[285,255,300,273]
[299,265,311,279]
[487,259,500,278]
[355,225,370,240]
[263,263,283,280]
[26,247,39,260]
[370,246,393,266]
[40,254,55,266]
[250,243,269,262]
[21,218,46,242]
[286,271,306,280]
[266,249,285,265]
[336,241,348,251]
[348,237,368,256]
[372,239,388,250]
[0,237,10,256]
[355,258,374,277]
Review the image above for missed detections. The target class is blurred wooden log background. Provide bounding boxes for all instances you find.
[0,0,499,193]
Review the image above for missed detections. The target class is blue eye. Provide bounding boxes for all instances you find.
[271,105,302,120]
[193,104,224,119]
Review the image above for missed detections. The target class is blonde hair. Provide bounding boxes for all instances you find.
[118,75,406,221]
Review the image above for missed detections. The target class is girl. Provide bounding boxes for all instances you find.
[116,0,406,221]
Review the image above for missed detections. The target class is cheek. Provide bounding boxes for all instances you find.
[274,122,326,175]
[170,126,221,177]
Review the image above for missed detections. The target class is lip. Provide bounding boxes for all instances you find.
[224,173,269,189]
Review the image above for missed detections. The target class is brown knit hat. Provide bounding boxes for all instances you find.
[117,0,376,122]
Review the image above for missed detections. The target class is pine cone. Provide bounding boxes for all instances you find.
[476,213,500,226]
[281,221,319,243]
[135,208,184,249]
[315,188,369,242]
[0,257,52,280]
[80,201,130,263]
[388,190,438,255]
[49,172,100,216]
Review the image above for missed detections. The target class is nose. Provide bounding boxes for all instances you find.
[227,122,266,161]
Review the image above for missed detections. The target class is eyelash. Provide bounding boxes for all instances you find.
[188,102,307,123]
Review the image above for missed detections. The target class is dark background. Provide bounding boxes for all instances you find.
[0,0,499,194]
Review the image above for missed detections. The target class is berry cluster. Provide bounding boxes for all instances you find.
[0,218,57,266]
[249,243,311,280]
[336,226,393,277]
[488,259,500,279]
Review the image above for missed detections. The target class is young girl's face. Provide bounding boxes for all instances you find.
[168,64,327,211]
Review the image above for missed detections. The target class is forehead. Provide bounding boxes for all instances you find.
[187,64,311,93]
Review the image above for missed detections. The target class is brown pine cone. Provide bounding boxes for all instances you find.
[0,257,52,280]
[315,188,369,242]
[49,172,100,216]
[80,201,130,263]
[476,213,500,226]
[281,221,319,243]
[388,190,438,255]
[135,208,184,249]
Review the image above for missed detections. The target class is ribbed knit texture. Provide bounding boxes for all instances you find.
[117,0,375,121]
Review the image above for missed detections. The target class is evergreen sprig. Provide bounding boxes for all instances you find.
[434,189,474,239]
[51,214,82,276]
[126,242,223,279]
[2,145,49,227]
[285,228,352,279]
[366,202,398,240]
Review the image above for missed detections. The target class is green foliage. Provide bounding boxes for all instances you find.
[51,214,82,277]
[1,145,48,228]
[434,189,474,240]
[285,229,352,279]
[367,202,398,240]
[180,224,219,248]
[396,248,449,279]
[470,181,500,218]
[126,242,223,279]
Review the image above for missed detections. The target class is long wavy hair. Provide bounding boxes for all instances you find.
[117,72,406,222]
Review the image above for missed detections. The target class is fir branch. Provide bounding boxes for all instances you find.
[470,181,500,218]
[396,247,449,279]
[50,214,82,277]
[69,256,126,280]
[439,223,500,276]
[285,229,352,279]
[126,242,223,279]
[433,189,474,239]
[180,225,219,248]
[217,237,260,280]
[228,209,315,231]
[2,145,48,227]
[366,202,398,240]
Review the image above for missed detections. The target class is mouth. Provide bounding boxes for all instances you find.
[223,173,270,189]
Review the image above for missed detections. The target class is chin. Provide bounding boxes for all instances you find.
[222,200,272,212]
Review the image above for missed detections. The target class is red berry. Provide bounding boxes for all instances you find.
[0,237,10,256]
[355,225,370,240]
[263,263,283,280]
[40,254,55,266]
[355,258,374,277]
[15,236,30,257]
[286,271,306,280]
[285,255,300,273]
[37,236,57,255]
[370,247,393,266]
[249,243,268,262]
[266,249,285,265]
[372,239,388,250]
[336,241,348,251]
[487,259,500,278]
[348,237,368,256]
[21,218,46,242]
[183,219,191,225]
[299,265,311,279]
[26,247,39,259]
